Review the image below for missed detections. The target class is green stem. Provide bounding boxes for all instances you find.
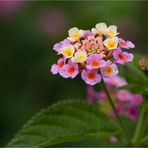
[132,109,148,145]
[141,135,148,145]
[101,76,129,139]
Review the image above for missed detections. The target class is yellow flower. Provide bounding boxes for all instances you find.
[61,45,75,58]
[92,22,107,35]
[71,50,87,63]
[106,25,119,37]
[105,66,113,75]
[103,37,119,50]
[67,27,84,42]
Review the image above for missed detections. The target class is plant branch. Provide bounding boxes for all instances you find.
[101,75,129,139]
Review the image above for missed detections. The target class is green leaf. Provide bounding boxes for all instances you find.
[119,61,148,98]
[7,100,119,147]
[123,63,146,83]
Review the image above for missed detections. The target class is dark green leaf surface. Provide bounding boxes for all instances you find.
[124,63,146,83]
[7,100,119,147]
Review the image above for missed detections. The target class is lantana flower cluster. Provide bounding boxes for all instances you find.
[87,76,143,121]
[51,23,135,85]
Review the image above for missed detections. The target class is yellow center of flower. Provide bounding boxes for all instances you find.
[88,72,96,80]
[71,32,79,38]
[120,41,126,46]
[67,66,75,74]
[98,33,103,36]
[58,61,64,68]
[77,55,86,60]
[63,48,73,57]
[119,54,127,61]
[107,31,116,36]
[105,66,113,74]
[91,60,100,67]
[108,41,115,48]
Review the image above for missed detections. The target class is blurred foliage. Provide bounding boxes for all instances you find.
[0,1,148,146]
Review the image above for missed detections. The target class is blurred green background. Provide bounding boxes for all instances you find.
[0,1,148,146]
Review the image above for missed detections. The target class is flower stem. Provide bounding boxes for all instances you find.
[101,76,129,139]
[132,109,148,145]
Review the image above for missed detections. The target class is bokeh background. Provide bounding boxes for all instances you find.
[0,1,148,146]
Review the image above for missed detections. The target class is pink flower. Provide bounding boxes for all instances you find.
[59,60,79,79]
[0,1,24,19]
[119,38,135,49]
[101,61,119,77]
[83,30,94,37]
[51,58,65,74]
[110,136,118,143]
[86,75,143,121]
[86,86,100,103]
[53,43,62,53]
[51,64,59,75]
[39,9,68,38]
[53,39,71,54]
[127,107,138,121]
[86,86,96,103]
[104,75,127,87]
[74,43,82,50]
[51,23,135,85]
[127,41,135,48]
[98,91,107,100]
[86,54,106,70]
[80,36,100,51]
[81,70,101,85]
[129,94,143,106]
[113,48,134,64]
[116,90,133,102]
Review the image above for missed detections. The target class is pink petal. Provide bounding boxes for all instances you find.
[51,64,59,74]
[127,41,135,48]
